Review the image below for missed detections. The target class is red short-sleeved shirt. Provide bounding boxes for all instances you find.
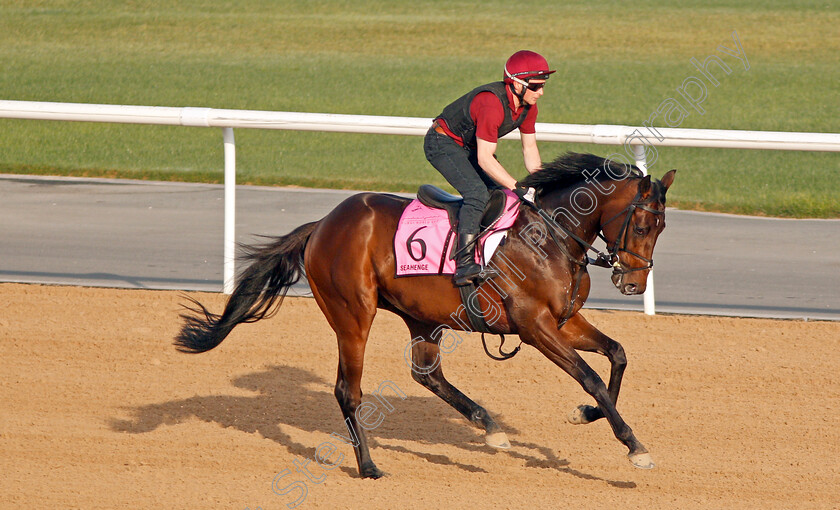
[470,89,538,143]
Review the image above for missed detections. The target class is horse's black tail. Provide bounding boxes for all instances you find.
[174,221,319,354]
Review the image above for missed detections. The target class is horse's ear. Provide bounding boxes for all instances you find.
[638,175,652,198]
[660,169,677,190]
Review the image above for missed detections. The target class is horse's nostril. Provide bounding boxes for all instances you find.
[624,284,637,294]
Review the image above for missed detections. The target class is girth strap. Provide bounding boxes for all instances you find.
[457,282,522,361]
[457,283,488,333]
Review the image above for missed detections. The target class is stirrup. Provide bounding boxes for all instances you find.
[453,263,481,287]
[477,265,500,283]
[453,263,499,287]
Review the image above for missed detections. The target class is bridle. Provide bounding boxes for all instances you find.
[526,183,664,327]
[595,189,665,275]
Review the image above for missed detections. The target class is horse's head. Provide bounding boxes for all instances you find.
[600,169,676,295]
[517,153,676,297]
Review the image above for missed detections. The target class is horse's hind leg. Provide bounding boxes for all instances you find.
[309,277,383,478]
[560,313,627,425]
[334,333,383,479]
[405,319,510,449]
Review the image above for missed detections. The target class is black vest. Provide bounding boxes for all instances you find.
[436,81,531,149]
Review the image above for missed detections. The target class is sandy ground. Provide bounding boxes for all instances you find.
[1,283,838,510]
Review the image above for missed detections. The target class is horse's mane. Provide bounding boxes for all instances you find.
[519,152,644,195]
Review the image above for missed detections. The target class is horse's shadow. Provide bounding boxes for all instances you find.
[109,364,634,487]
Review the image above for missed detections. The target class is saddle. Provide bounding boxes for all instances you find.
[416,185,508,232]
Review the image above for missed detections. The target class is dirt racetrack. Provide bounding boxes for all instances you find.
[2,283,838,509]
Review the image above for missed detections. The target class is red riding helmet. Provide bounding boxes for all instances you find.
[504,50,556,86]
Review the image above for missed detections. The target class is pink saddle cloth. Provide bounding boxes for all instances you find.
[394,190,520,277]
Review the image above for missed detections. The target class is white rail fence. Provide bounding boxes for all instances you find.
[2,100,839,314]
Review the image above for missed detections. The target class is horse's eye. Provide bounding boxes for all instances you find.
[633,226,648,236]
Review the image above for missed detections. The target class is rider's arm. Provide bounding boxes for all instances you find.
[476,138,518,190]
[518,104,541,174]
[472,93,519,190]
[521,132,542,174]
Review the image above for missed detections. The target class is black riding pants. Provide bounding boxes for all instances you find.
[424,128,499,235]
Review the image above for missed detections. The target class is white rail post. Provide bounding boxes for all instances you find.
[223,127,236,294]
[631,144,656,315]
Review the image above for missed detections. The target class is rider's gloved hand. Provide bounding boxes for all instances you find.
[513,182,536,204]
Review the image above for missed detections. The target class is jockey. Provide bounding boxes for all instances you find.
[424,50,554,286]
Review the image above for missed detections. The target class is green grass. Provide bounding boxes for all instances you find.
[0,0,838,217]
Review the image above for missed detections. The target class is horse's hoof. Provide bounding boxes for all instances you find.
[628,452,655,469]
[361,465,386,479]
[485,431,510,449]
[567,405,596,425]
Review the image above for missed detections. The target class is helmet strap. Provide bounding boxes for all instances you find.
[504,66,532,106]
[509,81,527,106]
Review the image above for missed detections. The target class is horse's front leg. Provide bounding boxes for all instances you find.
[559,313,627,426]
[524,311,654,469]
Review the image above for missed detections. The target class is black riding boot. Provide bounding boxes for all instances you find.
[452,233,498,287]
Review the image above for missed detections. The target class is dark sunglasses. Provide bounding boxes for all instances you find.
[526,81,546,92]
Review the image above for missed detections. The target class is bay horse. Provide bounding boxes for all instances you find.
[175,152,676,478]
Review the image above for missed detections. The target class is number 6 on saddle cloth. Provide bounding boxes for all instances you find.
[393,185,520,277]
